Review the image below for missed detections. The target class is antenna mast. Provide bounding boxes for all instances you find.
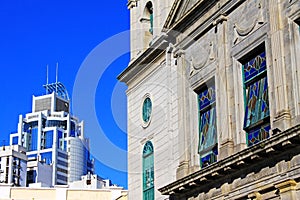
[56,62,58,93]
[46,64,49,94]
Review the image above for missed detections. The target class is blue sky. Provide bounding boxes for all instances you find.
[0,1,129,188]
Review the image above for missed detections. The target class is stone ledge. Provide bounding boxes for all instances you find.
[159,124,300,197]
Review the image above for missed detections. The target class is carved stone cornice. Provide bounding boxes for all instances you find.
[118,33,174,84]
[159,124,300,198]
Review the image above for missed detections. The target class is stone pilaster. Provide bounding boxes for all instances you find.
[175,50,191,179]
[268,0,291,131]
[215,15,234,160]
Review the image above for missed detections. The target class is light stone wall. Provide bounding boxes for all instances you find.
[176,0,300,162]
[123,0,300,199]
[1,187,126,200]
[128,0,175,60]
[126,53,180,200]
[11,188,56,200]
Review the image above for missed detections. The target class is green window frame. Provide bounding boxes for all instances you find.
[243,50,270,147]
[198,84,218,168]
[143,141,154,200]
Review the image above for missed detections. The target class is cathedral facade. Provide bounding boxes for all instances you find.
[118,0,300,199]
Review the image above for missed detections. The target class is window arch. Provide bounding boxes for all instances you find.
[143,141,154,200]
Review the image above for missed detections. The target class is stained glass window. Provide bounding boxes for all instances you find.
[198,85,218,168]
[243,51,270,146]
[142,97,152,123]
[143,141,154,200]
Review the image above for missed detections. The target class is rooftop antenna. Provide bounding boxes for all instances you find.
[2,140,5,150]
[56,62,58,93]
[46,64,49,94]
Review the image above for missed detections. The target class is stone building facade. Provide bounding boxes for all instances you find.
[119,0,300,199]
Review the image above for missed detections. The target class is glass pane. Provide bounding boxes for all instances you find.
[143,141,154,200]
[142,97,152,123]
[247,124,270,146]
[198,86,215,110]
[199,107,217,152]
[244,52,266,82]
[198,85,217,167]
[244,76,269,127]
[200,148,218,168]
[45,131,53,149]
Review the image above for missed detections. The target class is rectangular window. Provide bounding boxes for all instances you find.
[12,136,18,145]
[40,152,52,165]
[198,83,218,168]
[44,131,53,149]
[243,50,270,146]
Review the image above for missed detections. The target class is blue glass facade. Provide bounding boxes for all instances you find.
[41,152,53,165]
[30,127,38,151]
[70,121,76,137]
[12,136,18,145]
[45,131,53,149]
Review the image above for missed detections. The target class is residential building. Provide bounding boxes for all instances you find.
[0,145,27,187]
[119,0,300,199]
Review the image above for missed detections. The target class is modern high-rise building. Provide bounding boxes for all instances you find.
[9,82,94,186]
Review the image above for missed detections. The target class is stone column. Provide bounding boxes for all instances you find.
[275,179,298,200]
[175,50,191,179]
[268,0,291,131]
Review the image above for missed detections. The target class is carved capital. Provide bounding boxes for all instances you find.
[213,14,228,26]
[248,191,262,200]
[173,49,185,58]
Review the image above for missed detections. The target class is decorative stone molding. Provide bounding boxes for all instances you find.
[248,191,262,200]
[275,179,297,194]
[159,124,300,197]
[173,49,185,58]
[213,14,228,26]
[127,0,138,9]
[233,2,264,44]
[188,42,216,76]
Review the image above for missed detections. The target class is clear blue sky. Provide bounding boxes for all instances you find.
[0,1,129,188]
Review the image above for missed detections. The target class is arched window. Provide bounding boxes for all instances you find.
[143,141,154,200]
[145,2,153,35]
[140,1,153,48]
